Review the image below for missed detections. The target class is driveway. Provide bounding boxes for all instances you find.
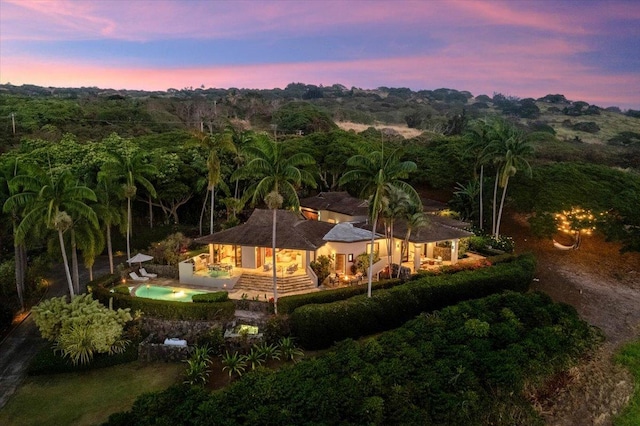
[0,255,124,409]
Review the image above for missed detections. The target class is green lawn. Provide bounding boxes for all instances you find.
[0,361,183,426]
[615,339,640,426]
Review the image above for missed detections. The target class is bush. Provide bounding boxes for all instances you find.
[105,291,599,426]
[192,291,229,303]
[290,254,536,349]
[28,336,141,375]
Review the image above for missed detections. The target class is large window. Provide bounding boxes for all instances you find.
[366,242,380,254]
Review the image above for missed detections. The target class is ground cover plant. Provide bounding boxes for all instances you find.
[105,291,601,426]
[614,339,640,425]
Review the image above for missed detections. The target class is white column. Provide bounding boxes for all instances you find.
[451,240,459,264]
[413,243,422,271]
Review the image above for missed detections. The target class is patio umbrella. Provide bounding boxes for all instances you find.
[126,252,154,267]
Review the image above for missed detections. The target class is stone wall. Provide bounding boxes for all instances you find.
[138,334,192,362]
[145,264,179,279]
[142,317,227,342]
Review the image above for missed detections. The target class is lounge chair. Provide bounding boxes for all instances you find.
[129,271,149,281]
[139,268,157,278]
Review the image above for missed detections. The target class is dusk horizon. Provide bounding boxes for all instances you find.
[2,0,640,110]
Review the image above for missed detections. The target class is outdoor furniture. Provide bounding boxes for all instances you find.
[139,268,157,278]
[263,263,272,272]
[129,272,149,281]
[286,264,298,274]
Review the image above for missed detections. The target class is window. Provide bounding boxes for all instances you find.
[366,242,379,254]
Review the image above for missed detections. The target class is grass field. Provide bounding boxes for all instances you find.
[0,361,183,426]
[615,340,640,426]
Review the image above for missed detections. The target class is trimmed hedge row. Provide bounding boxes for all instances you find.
[92,285,235,321]
[278,253,523,315]
[290,253,536,349]
[192,291,229,303]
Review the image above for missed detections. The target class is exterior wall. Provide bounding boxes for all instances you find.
[241,245,256,268]
[318,210,367,224]
[317,238,388,274]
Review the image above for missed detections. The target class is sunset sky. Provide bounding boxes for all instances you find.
[1,0,639,109]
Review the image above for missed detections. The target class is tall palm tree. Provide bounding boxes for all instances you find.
[234,135,316,314]
[339,149,420,297]
[493,136,533,237]
[6,168,97,297]
[100,151,157,263]
[465,118,494,230]
[401,202,430,278]
[380,185,411,276]
[482,119,533,237]
[194,131,236,235]
[1,158,27,309]
[93,176,126,274]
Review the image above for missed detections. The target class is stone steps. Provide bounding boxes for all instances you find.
[234,273,315,294]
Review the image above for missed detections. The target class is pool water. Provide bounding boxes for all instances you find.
[134,284,211,302]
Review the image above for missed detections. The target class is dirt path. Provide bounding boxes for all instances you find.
[502,214,640,425]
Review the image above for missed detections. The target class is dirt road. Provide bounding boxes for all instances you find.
[504,214,640,425]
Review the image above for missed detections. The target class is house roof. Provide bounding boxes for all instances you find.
[323,222,380,242]
[195,209,334,251]
[357,214,473,243]
[299,191,369,217]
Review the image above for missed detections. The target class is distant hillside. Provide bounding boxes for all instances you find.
[1,82,638,153]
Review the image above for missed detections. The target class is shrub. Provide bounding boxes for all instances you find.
[105,291,599,426]
[309,255,331,284]
[28,336,140,375]
[192,291,229,303]
[32,294,132,365]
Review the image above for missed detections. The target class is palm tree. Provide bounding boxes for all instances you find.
[234,135,316,314]
[1,158,27,309]
[482,119,533,237]
[493,136,533,237]
[339,149,419,297]
[465,118,494,230]
[6,168,97,297]
[401,202,430,278]
[93,176,126,274]
[194,131,236,235]
[100,151,157,263]
[380,185,411,276]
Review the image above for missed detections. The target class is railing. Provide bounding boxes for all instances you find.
[306,265,318,287]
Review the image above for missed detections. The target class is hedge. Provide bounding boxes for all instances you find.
[290,253,536,349]
[278,254,522,315]
[192,291,229,303]
[92,285,235,321]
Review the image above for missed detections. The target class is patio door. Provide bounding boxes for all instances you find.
[335,254,346,274]
[256,247,262,268]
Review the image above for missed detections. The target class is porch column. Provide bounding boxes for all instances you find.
[413,243,422,271]
[451,239,459,264]
[209,244,214,263]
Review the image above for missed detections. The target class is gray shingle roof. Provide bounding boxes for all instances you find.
[195,209,334,250]
[299,191,369,217]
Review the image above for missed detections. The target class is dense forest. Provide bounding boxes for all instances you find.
[1,82,639,321]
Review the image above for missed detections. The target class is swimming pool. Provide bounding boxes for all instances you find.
[134,284,212,302]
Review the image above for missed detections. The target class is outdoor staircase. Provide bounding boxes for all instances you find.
[233,272,315,295]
